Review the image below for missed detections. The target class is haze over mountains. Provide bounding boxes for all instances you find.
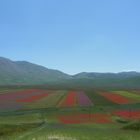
[0,57,140,88]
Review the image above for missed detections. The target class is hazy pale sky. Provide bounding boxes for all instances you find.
[0,0,140,74]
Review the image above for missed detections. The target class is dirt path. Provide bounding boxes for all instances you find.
[18,123,48,140]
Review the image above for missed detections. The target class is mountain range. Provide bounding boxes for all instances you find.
[0,57,140,89]
[0,57,70,85]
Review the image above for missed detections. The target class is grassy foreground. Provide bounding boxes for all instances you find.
[0,111,140,140]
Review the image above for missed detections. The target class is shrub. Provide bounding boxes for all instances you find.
[123,120,140,131]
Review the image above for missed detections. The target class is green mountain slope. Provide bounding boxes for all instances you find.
[0,57,71,85]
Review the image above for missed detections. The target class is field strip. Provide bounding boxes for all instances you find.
[100,92,131,104]
[112,91,140,100]
[23,90,67,109]
[0,89,21,94]
[58,91,77,107]
[77,91,93,106]
[18,123,48,140]
[55,90,67,107]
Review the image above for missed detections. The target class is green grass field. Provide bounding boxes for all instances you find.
[23,90,67,109]
[112,91,140,100]
[1,112,140,140]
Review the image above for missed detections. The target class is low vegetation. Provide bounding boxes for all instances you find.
[0,87,140,140]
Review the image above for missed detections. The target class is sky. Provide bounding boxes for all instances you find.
[0,0,140,74]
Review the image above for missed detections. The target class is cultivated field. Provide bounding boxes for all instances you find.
[0,87,140,140]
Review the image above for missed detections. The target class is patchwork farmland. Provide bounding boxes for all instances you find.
[0,88,140,140]
[0,89,94,111]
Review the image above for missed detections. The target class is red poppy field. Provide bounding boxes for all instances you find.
[17,93,49,102]
[0,88,140,140]
[0,88,140,125]
[0,89,93,111]
[112,109,140,119]
[58,113,113,124]
[100,92,132,104]
[59,91,77,107]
